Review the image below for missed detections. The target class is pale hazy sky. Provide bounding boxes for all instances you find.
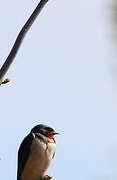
[0,0,117,180]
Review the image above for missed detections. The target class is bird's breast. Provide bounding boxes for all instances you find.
[21,137,56,180]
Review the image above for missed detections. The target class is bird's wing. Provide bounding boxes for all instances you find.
[17,133,33,180]
[52,138,56,159]
[52,151,55,159]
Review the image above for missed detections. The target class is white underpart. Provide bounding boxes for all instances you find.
[22,137,56,180]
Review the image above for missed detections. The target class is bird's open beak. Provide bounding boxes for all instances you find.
[48,132,60,137]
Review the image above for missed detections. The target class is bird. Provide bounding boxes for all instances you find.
[17,124,59,180]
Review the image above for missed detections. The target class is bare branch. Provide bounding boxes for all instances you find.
[0,0,48,83]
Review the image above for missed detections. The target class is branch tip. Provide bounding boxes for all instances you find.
[0,78,11,85]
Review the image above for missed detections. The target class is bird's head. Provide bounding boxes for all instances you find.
[31,124,59,138]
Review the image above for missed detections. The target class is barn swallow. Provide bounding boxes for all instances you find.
[17,124,59,180]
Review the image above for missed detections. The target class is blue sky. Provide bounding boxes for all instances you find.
[0,0,117,180]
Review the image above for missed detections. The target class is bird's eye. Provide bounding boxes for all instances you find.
[39,129,45,134]
[44,127,54,133]
[44,127,50,131]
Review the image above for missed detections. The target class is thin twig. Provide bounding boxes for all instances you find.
[0,0,48,84]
